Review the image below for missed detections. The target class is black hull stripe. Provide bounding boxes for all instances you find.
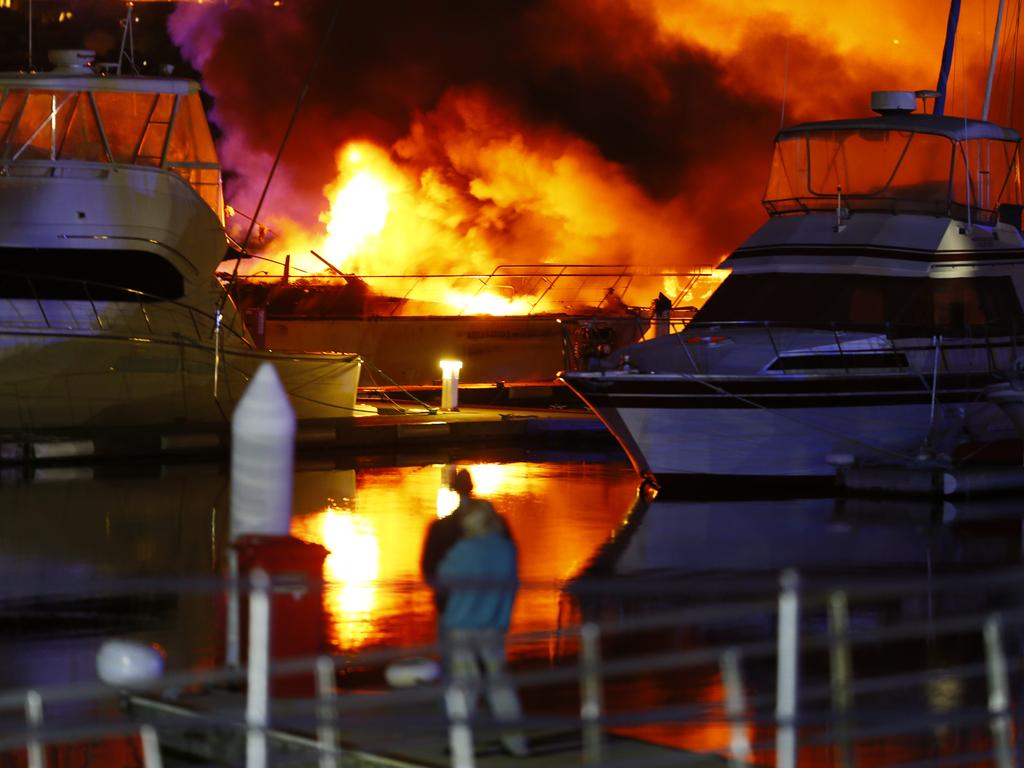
[563,373,997,397]
[580,392,978,409]
[729,243,1024,264]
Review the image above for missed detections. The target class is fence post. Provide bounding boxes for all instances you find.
[984,614,1014,768]
[579,622,605,764]
[776,569,800,768]
[315,655,339,768]
[226,547,241,669]
[24,689,44,768]
[828,591,854,768]
[139,724,163,768]
[720,648,751,768]
[246,569,271,768]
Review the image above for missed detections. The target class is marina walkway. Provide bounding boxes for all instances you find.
[0,382,608,466]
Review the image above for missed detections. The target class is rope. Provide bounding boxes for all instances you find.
[358,357,440,415]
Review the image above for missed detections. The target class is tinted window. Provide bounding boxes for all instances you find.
[693,273,1022,332]
[0,249,184,301]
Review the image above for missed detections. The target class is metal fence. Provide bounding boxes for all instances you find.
[0,564,1021,768]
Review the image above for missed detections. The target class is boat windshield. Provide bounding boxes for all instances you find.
[764,128,1022,224]
[0,87,223,217]
[692,273,1023,334]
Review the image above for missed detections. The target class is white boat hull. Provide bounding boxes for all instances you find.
[564,371,1012,483]
[0,328,361,431]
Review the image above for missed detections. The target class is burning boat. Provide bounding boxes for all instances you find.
[216,130,725,386]
[0,50,361,434]
[223,262,722,386]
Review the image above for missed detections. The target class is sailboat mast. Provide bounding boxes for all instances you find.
[934,0,962,115]
[982,0,1006,120]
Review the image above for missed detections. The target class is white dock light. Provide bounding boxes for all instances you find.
[230,362,296,539]
[96,640,165,689]
[440,359,463,412]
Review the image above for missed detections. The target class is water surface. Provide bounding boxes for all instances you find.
[2,451,1022,766]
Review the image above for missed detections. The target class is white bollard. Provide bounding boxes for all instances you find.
[230,363,296,539]
[440,360,462,412]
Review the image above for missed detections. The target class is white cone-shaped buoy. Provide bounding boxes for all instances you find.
[96,640,165,689]
[230,363,296,539]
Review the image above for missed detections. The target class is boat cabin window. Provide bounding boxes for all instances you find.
[693,273,1023,334]
[764,128,1022,224]
[0,86,223,218]
[0,250,185,301]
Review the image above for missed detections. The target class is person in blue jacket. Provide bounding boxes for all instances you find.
[420,468,510,611]
[436,480,528,757]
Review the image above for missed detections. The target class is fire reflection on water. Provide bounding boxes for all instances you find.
[292,501,381,649]
[289,461,638,654]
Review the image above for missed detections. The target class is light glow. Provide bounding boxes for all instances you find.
[435,486,460,518]
[307,503,380,648]
[439,359,463,376]
[444,289,535,316]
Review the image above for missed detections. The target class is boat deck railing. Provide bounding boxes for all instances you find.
[0,565,1021,768]
[0,271,254,349]
[224,263,725,318]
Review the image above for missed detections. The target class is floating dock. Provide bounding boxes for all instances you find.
[0,383,608,466]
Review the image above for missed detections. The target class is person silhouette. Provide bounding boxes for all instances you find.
[421,468,507,611]
[436,485,528,757]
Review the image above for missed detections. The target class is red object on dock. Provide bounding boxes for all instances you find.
[232,534,328,697]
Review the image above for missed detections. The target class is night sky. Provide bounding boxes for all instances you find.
[3,1,1016,273]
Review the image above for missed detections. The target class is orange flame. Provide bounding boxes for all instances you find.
[240,90,710,315]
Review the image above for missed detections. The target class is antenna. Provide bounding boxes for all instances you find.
[779,37,790,129]
[117,2,138,75]
[27,0,32,70]
[934,0,962,115]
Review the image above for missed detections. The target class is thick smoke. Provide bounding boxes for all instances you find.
[168,0,1000,270]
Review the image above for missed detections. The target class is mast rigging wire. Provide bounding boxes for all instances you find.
[219,0,344,313]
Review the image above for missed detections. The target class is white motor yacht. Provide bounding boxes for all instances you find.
[562,90,1024,486]
[0,50,360,433]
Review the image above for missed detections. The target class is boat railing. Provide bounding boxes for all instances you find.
[0,565,1021,767]
[676,318,1024,376]
[223,264,725,318]
[0,271,254,349]
[763,194,1002,224]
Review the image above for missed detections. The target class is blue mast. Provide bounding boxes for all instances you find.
[934,0,962,115]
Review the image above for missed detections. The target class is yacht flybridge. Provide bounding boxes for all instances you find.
[0,50,360,431]
[561,90,1024,484]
